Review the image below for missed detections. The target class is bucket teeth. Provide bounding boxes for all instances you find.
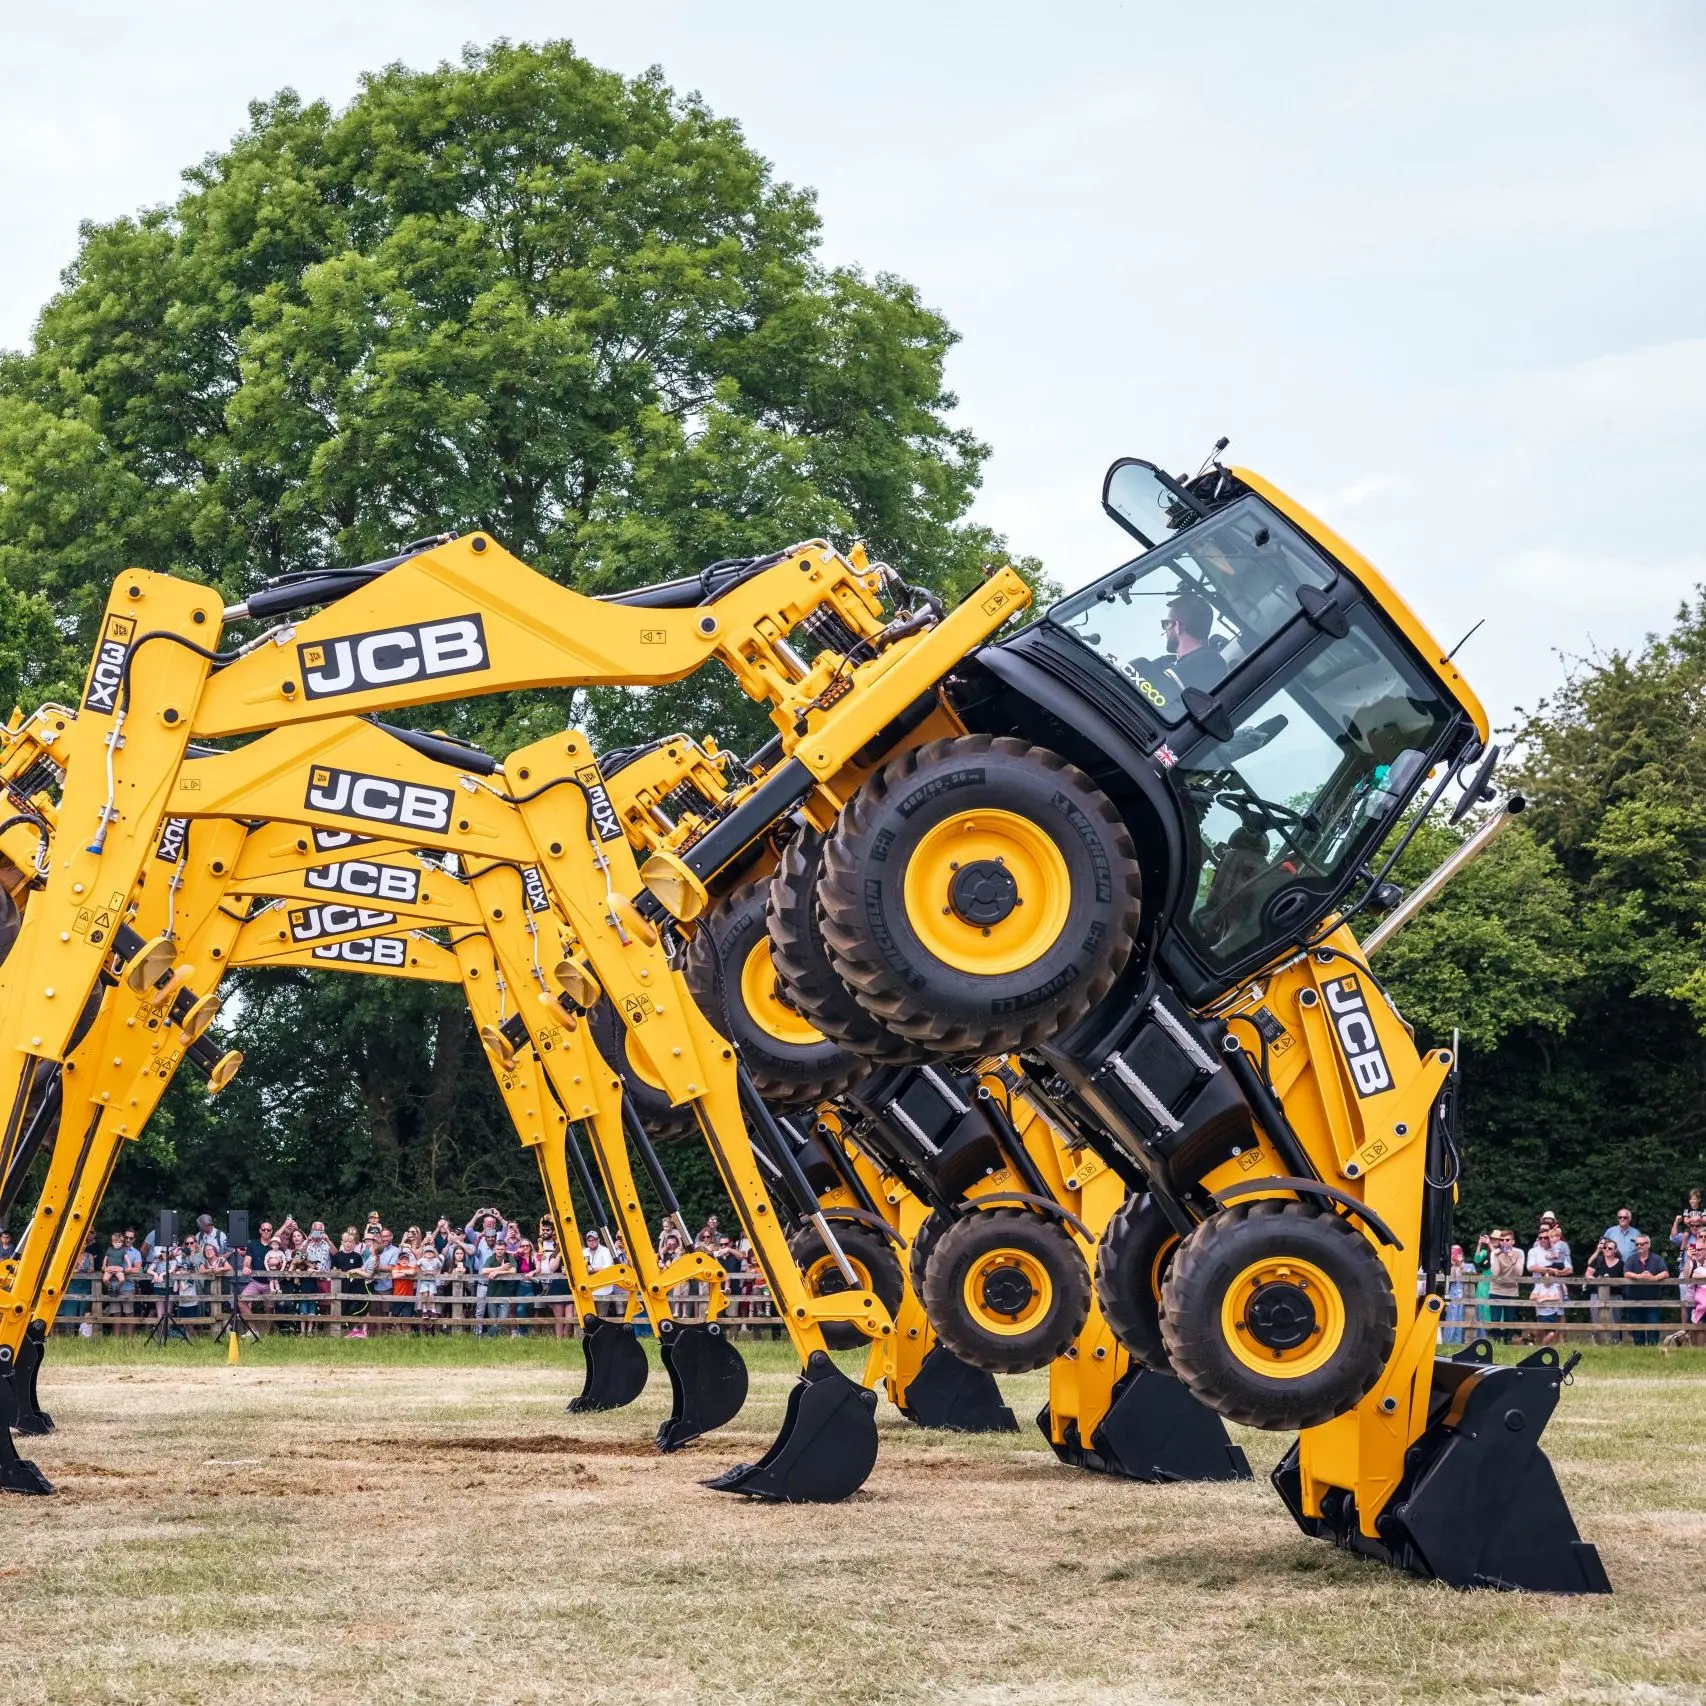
[704,1351,880,1502]
[1274,1342,1611,1594]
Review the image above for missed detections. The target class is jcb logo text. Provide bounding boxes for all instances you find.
[298,616,488,700]
[304,860,422,904]
[289,904,399,943]
[305,766,452,833]
[311,937,407,967]
[1324,975,1393,1098]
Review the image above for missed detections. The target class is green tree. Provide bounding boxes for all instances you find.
[1380,598,1706,1245]
[0,40,1029,1232]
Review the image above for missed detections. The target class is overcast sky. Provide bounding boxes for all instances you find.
[4,2,1702,729]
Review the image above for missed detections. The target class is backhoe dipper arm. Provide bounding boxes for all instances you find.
[0,819,252,1363]
[451,868,729,1331]
[494,735,895,1360]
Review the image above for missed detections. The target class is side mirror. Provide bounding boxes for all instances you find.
[1449,742,1501,826]
[1101,459,1204,549]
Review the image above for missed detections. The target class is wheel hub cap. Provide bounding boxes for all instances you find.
[949,859,1020,926]
[1244,1281,1317,1352]
[902,809,1073,976]
[739,938,826,1047]
[1222,1254,1346,1375]
[980,1265,1036,1317]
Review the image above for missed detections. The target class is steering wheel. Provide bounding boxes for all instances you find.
[1213,789,1318,869]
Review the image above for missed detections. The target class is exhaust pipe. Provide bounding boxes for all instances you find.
[1361,796,1524,959]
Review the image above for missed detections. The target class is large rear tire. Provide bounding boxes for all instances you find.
[1160,1200,1396,1431]
[788,1222,905,1351]
[816,736,1143,1055]
[767,834,927,1066]
[684,880,864,1108]
[1093,1192,1180,1371]
[922,1207,1090,1373]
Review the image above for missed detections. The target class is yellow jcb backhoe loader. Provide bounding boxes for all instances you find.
[0,522,1040,1496]
[223,835,756,1447]
[0,715,897,1497]
[2,447,1611,1581]
[760,455,1607,1591]
[792,1065,1250,1484]
[584,455,1610,1588]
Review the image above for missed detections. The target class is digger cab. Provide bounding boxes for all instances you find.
[985,457,1489,1007]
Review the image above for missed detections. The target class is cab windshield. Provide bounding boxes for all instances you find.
[1177,613,1455,966]
[1047,497,1336,724]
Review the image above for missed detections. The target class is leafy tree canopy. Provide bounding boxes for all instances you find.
[0,37,1027,750]
[1380,597,1706,1244]
[0,40,1031,1233]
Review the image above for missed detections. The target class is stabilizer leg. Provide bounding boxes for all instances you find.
[1040,1366,1251,1483]
[567,1314,650,1413]
[704,1350,880,1502]
[0,1346,52,1495]
[1274,1341,1611,1594]
[13,1320,54,1435]
[656,1320,749,1451]
[898,1343,1017,1433]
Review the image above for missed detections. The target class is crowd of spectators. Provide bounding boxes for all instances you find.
[35,1188,1706,1348]
[1441,1190,1706,1347]
[52,1204,768,1337]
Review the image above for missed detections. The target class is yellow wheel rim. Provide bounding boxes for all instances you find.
[1222,1256,1346,1378]
[806,1254,872,1296]
[962,1246,1053,1335]
[740,938,824,1048]
[1149,1232,1180,1302]
[902,809,1072,975]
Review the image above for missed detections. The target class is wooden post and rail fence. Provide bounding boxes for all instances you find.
[32,1269,1706,1345]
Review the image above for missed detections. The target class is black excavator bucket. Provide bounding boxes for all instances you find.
[704,1350,880,1502]
[13,1320,54,1437]
[656,1320,750,1452]
[0,1345,52,1495]
[566,1315,651,1414]
[1273,1341,1611,1594]
[1040,1366,1252,1483]
[898,1343,1018,1434]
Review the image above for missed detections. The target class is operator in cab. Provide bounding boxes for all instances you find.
[1148,591,1227,697]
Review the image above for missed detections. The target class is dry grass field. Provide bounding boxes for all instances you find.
[6,1338,1704,1705]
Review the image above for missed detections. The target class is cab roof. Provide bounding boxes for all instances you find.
[1230,465,1490,745]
